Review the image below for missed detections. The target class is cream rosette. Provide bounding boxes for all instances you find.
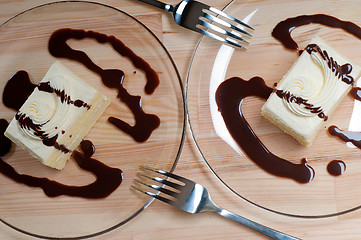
[18,75,76,139]
[281,76,319,117]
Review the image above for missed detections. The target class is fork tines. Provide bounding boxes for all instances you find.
[132,166,185,204]
[197,6,254,49]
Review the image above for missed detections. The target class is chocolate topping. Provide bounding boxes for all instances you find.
[305,44,354,85]
[38,81,91,109]
[15,112,70,154]
[274,89,328,121]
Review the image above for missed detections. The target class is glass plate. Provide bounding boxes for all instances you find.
[187,0,361,218]
[0,1,185,238]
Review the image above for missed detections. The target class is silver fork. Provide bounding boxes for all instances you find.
[134,0,253,49]
[132,166,301,240]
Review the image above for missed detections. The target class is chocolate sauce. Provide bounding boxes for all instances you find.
[216,77,314,183]
[274,89,328,120]
[350,87,361,101]
[38,82,91,109]
[327,160,346,176]
[0,121,122,198]
[80,139,95,158]
[0,119,11,157]
[328,125,361,149]
[48,28,160,142]
[272,14,361,51]
[305,44,354,84]
[2,71,36,111]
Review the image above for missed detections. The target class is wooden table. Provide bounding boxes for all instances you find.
[1,0,361,239]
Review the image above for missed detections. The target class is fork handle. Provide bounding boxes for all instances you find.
[134,0,173,12]
[215,208,300,240]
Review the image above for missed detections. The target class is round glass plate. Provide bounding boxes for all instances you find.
[187,0,361,218]
[0,1,185,238]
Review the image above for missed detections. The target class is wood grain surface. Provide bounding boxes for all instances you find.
[1,0,361,239]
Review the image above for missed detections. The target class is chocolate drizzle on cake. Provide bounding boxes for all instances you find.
[274,89,328,121]
[48,28,160,142]
[15,112,70,154]
[305,44,354,85]
[38,81,91,109]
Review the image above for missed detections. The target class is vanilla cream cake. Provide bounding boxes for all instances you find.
[5,62,110,169]
[262,37,361,146]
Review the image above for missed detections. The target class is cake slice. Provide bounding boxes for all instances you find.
[5,62,110,169]
[262,37,361,146]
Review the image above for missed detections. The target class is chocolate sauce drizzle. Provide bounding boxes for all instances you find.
[274,89,328,120]
[305,43,354,85]
[2,71,36,111]
[328,125,361,149]
[327,160,346,176]
[15,112,70,154]
[350,87,361,101]
[0,119,11,158]
[48,28,160,142]
[0,123,123,198]
[272,14,361,51]
[216,77,314,183]
[38,82,91,109]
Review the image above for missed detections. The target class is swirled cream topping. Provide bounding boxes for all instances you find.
[5,62,110,169]
[261,37,361,146]
[18,76,75,140]
[276,42,354,121]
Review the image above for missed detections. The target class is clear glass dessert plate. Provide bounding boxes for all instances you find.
[187,0,361,218]
[0,1,185,238]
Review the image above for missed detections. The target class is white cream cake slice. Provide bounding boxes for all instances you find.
[261,37,361,146]
[5,62,110,169]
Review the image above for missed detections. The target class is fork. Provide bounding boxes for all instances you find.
[132,166,300,240]
[134,0,253,49]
